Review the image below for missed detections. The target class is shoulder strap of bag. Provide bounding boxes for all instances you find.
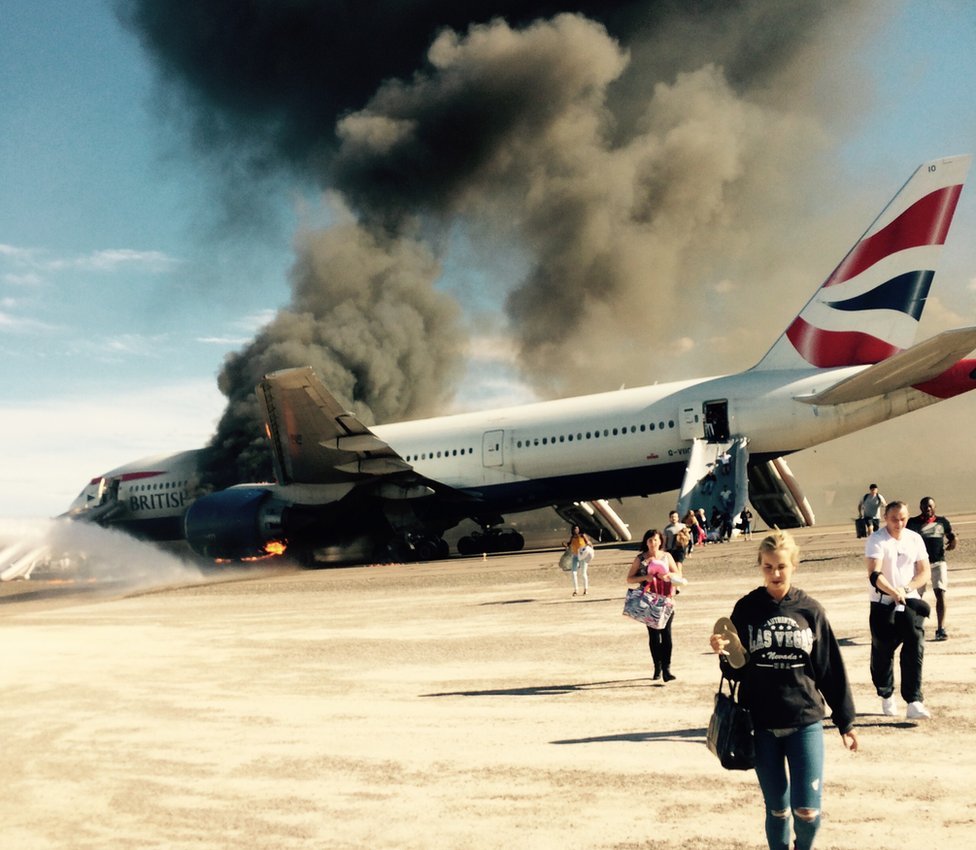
[718,672,740,701]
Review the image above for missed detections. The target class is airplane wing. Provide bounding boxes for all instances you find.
[257,367,412,485]
[796,326,976,405]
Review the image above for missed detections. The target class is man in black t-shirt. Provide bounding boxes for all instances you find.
[907,497,956,640]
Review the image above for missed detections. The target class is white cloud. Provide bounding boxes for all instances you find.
[101,333,169,356]
[0,243,179,277]
[197,335,252,346]
[196,309,279,346]
[48,248,179,273]
[0,310,58,333]
[236,308,278,332]
[0,243,37,261]
[2,271,43,287]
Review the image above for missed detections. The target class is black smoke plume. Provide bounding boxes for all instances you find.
[204,217,463,486]
[117,1,872,487]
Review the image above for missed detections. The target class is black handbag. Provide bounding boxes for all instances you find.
[905,597,931,618]
[706,674,755,770]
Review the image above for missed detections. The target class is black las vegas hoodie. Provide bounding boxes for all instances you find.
[720,586,856,735]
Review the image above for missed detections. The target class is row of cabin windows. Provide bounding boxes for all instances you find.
[127,480,190,491]
[405,448,475,462]
[403,419,677,462]
[516,419,676,448]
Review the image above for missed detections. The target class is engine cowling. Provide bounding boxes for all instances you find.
[184,487,287,560]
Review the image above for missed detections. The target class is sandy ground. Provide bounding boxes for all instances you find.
[2,519,975,850]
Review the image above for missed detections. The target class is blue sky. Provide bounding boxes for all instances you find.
[3,0,976,518]
[1,0,294,516]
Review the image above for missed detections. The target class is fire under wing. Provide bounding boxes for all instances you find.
[177,368,474,562]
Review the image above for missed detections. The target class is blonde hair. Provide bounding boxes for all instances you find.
[756,528,800,567]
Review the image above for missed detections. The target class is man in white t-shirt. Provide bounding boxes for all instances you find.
[864,500,932,720]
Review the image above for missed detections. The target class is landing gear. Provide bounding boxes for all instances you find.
[456,527,525,556]
[387,533,451,562]
[412,535,450,562]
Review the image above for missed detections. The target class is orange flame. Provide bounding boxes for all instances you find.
[264,540,287,556]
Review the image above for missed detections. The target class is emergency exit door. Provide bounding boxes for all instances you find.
[482,430,504,467]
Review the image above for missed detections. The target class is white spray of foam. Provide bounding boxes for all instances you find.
[0,517,205,590]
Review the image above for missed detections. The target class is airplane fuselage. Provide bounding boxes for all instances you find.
[368,363,972,508]
[70,361,974,538]
[46,155,975,568]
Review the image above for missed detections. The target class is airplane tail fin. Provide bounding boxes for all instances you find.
[753,155,971,371]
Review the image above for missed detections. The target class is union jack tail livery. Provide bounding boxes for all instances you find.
[755,155,971,370]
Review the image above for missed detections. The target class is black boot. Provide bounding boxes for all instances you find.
[662,668,676,682]
[652,666,662,681]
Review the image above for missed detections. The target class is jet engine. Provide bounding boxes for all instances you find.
[184,487,288,560]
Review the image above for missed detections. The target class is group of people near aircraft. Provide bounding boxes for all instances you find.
[601,486,958,850]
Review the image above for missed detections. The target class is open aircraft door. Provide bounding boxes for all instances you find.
[482,430,504,468]
[703,400,730,442]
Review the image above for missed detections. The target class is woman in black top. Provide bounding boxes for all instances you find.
[710,529,858,850]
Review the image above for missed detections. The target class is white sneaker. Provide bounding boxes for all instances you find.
[906,701,931,720]
[881,695,899,717]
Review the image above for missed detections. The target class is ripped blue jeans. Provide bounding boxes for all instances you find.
[754,721,824,850]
